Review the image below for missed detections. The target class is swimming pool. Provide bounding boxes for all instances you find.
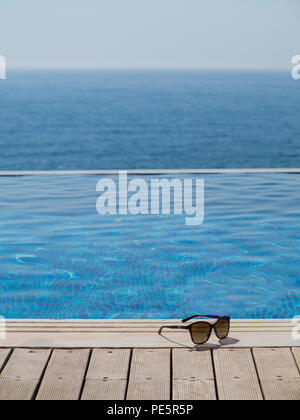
[0,173,299,319]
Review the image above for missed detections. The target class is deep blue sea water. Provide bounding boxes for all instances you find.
[0,174,299,319]
[0,70,300,170]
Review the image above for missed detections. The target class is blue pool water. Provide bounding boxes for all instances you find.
[0,174,299,319]
[0,70,300,170]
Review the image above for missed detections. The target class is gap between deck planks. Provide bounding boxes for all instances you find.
[0,347,299,400]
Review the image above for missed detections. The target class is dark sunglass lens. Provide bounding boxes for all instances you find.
[215,318,230,339]
[190,323,211,344]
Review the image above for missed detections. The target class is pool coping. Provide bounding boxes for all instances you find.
[0,168,300,176]
[0,319,299,348]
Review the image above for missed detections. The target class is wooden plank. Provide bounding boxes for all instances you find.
[253,348,300,400]
[292,348,300,371]
[173,349,216,400]
[0,349,51,400]
[36,349,90,400]
[214,348,263,400]
[81,349,131,400]
[0,349,11,372]
[126,349,170,400]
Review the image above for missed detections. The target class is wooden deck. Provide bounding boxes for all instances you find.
[0,347,299,400]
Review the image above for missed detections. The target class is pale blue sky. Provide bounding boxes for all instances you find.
[0,0,299,69]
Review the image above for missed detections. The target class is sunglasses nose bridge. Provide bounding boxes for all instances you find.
[212,323,219,338]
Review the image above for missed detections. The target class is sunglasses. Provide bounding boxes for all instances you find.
[159,315,230,345]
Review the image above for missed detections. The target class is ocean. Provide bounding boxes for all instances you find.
[0,70,299,170]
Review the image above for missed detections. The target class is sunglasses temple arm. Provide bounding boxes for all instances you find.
[159,325,189,334]
[182,315,222,323]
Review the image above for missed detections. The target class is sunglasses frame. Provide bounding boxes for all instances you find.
[159,314,231,345]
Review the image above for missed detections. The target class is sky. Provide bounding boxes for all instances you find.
[0,0,299,69]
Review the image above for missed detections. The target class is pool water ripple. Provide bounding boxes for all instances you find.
[0,173,299,319]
